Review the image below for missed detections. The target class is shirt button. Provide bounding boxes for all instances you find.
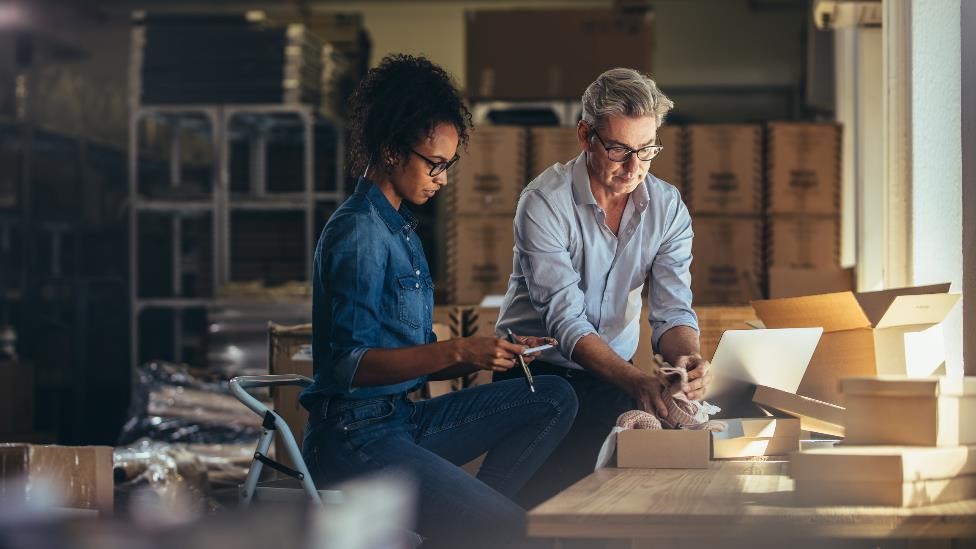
[415,269,420,275]
[415,283,420,288]
[406,236,410,241]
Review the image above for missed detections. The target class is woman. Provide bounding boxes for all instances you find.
[299,54,578,548]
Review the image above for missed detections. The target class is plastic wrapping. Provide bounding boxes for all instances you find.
[119,360,266,447]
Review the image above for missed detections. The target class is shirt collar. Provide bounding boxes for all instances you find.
[570,152,652,212]
[356,177,418,235]
[571,153,598,206]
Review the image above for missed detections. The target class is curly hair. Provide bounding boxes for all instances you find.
[347,54,472,177]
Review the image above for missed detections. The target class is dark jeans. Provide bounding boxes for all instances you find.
[302,376,577,549]
[493,361,635,509]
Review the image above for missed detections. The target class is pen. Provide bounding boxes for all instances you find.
[506,328,536,393]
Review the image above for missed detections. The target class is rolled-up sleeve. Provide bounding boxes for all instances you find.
[649,197,699,351]
[319,214,387,392]
[515,190,597,359]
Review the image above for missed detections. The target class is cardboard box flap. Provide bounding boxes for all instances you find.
[853,283,952,326]
[840,375,976,398]
[753,385,845,437]
[874,293,960,328]
[751,292,869,332]
[713,418,801,439]
[268,322,312,336]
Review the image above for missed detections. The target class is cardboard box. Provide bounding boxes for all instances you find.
[793,476,976,508]
[840,376,976,446]
[529,126,580,178]
[446,216,515,305]
[767,267,854,299]
[712,418,801,458]
[268,323,314,469]
[685,125,762,214]
[766,122,841,215]
[690,215,763,305]
[447,126,525,215]
[0,444,113,516]
[650,125,685,193]
[0,360,33,434]
[767,215,840,269]
[617,429,711,469]
[750,284,960,404]
[791,444,976,483]
[466,9,653,101]
[753,384,845,437]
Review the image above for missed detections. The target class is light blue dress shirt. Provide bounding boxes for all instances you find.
[496,153,699,370]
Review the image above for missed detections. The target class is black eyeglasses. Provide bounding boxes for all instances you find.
[411,149,460,177]
[590,127,663,163]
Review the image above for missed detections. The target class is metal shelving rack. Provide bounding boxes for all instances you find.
[128,102,345,370]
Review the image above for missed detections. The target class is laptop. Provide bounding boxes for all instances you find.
[707,328,823,403]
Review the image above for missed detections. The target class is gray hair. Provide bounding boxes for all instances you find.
[581,68,674,129]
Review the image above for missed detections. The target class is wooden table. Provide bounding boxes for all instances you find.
[528,461,976,548]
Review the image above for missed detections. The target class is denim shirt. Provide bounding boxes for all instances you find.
[300,178,435,406]
[496,153,699,370]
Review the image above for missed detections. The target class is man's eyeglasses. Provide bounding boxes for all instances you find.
[590,127,663,163]
[411,149,460,177]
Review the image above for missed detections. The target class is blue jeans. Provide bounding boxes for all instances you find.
[302,375,578,549]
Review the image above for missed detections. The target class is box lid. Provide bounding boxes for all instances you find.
[840,376,976,398]
[751,292,869,333]
[751,283,955,332]
[790,444,976,482]
[853,283,954,327]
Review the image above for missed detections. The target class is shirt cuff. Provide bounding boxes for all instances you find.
[333,346,370,394]
[559,320,599,362]
[650,317,700,353]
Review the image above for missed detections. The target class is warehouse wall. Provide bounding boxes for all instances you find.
[909,0,963,376]
[318,0,808,103]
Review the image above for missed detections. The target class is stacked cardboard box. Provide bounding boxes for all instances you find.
[0,444,114,516]
[685,125,763,305]
[446,126,525,304]
[765,122,848,297]
[791,376,976,507]
[650,125,685,194]
[529,127,580,179]
[690,215,763,305]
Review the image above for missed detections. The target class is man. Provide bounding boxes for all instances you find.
[495,67,712,507]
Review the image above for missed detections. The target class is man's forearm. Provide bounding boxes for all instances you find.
[656,325,701,366]
[570,333,646,390]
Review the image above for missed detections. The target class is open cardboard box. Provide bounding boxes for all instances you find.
[616,418,802,468]
[751,283,960,405]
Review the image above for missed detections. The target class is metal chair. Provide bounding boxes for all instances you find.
[229,374,341,506]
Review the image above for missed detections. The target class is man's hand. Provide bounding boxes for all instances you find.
[625,370,670,418]
[673,354,712,401]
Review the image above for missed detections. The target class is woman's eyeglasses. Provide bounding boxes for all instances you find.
[411,150,461,176]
